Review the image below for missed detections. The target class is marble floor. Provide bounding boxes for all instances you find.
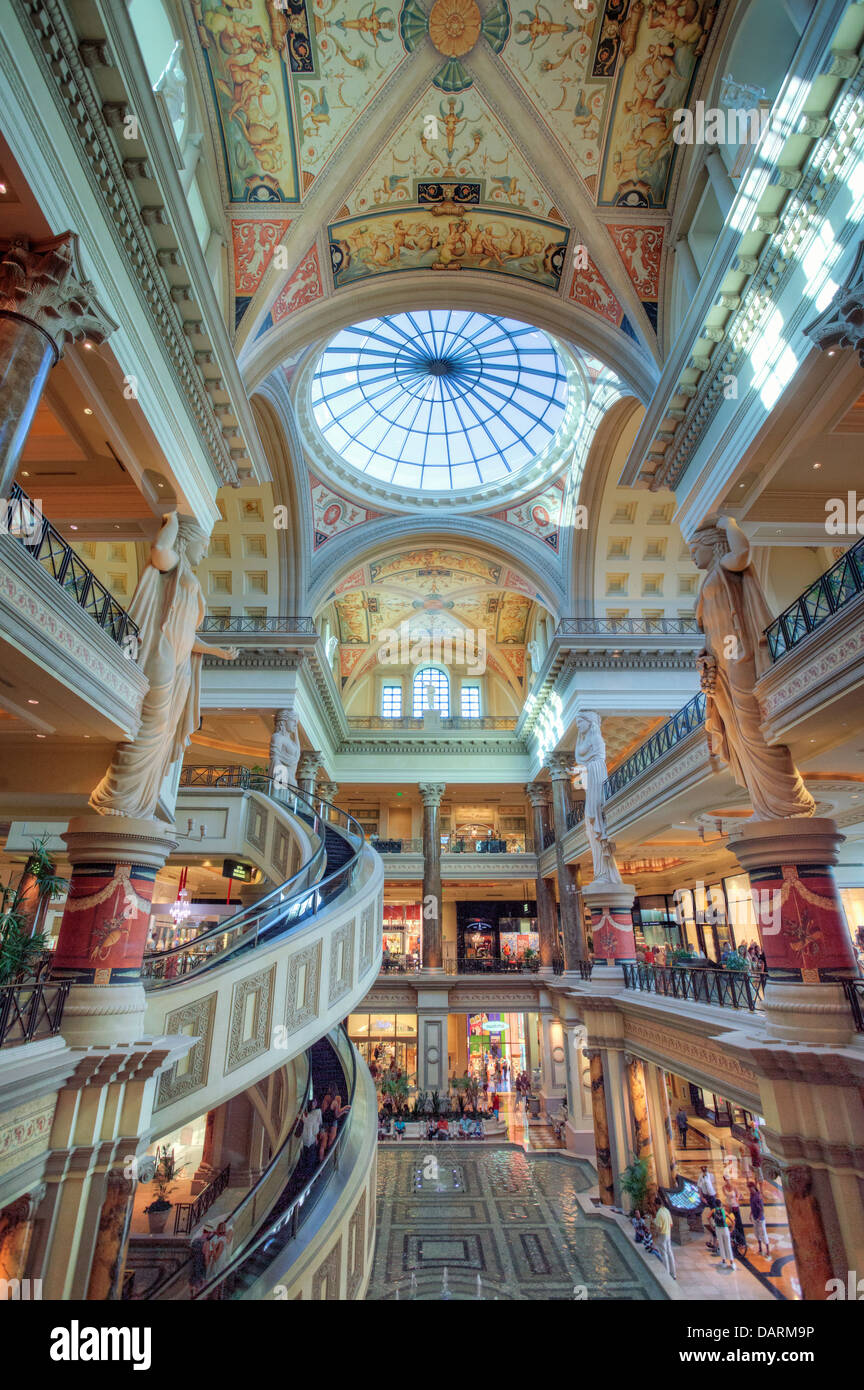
[368,1146,670,1300]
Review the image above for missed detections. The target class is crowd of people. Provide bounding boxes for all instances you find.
[637,940,767,971]
[297,1090,351,1173]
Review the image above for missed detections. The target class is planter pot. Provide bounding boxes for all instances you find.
[146,1206,171,1234]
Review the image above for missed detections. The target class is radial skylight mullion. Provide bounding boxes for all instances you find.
[445,377,510,466]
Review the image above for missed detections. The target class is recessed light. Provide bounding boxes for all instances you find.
[828,349,836,356]
[28,699,38,705]
[0,183,6,194]
[84,341,93,350]
[83,408,93,416]
[36,734,45,739]
[22,470,29,477]
[70,524,78,530]
[813,461,822,470]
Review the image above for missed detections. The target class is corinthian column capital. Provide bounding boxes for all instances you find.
[545,752,573,782]
[525,781,550,808]
[0,233,116,357]
[418,782,446,809]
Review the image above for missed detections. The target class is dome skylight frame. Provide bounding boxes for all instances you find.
[297,309,585,511]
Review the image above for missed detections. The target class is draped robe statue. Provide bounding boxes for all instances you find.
[690,516,815,821]
[571,711,623,885]
[269,711,301,788]
[89,513,238,820]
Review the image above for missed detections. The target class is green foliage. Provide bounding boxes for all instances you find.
[619,1157,651,1213]
[0,839,66,984]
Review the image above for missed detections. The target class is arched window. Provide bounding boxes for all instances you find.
[413,667,449,718]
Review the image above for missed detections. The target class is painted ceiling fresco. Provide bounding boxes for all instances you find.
[322,547,543,693]
[187,0,723,344]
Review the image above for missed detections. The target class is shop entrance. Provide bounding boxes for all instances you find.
[347,1011,418,1081]
[467,1012,526,1086]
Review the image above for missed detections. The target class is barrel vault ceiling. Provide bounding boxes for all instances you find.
[184,0,727,360]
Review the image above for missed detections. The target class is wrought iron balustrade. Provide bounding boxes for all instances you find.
[0,979,71,1047]
[173,1164,231,1234]
[199,615,316,634]
[444,954,542,975]
[843,977,864,1032]
[622,961,766,1011]
[5,484,139,651]
[555,617,701,636]
[765,536,864,659]
[566,802,586,830]
[604,691,706,799]
[542,828,556,849]
[347,715,518,731]
[371,836,534,855]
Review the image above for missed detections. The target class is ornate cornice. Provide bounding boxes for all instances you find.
[15,0,245,486]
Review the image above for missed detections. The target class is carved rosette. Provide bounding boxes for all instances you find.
[0,233,116,358]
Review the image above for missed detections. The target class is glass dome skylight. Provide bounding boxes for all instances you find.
[310,310,568,492]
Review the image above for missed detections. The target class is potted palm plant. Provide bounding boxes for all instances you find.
[619,1157,652,1214]
[143,1148,186,1234]
[0,837,67,985]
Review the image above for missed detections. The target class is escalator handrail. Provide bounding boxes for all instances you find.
[191,1023,357,1300]
[142,769,366,985]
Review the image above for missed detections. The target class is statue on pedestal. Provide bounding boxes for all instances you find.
[269,710,301,789]
[89,512,238,820]
[690,516,815,821]
[571,711,622,885]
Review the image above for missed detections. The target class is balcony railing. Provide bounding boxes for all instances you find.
[555,618,701,636]
[172,1163,232,1235]
[843,978,864,1032]
[348,715,518,731]
[604,691,706,799]
[566,802,586,831]
[765,536,864,660]
[199,615,316,634]
[0,978,71,1048]
[444,954,542,975]
[5,484,139,651]
[622,961,766,1011]
[371,836,534,855]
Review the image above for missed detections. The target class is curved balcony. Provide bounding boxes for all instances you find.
[142,769,383,1134]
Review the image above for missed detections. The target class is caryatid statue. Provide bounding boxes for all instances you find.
[89,512,238,820]
[689,516,815,821]
[269,709,301,789]
[571,711,622,885]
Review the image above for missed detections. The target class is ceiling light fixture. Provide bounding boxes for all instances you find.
[83,408,93,416]
[27,699,38,705]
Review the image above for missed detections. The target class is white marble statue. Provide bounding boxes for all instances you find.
[269,710,301,789]
[690,516,815,821]
[571,711,623,884]
[89,512,238,819]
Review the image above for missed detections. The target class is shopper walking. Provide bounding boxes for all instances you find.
[653,1203,677,1280]
[676,1106,689,1149]
[300,1097,322,1174]
[712,1201,736,1270]
[748,1182,771,1256]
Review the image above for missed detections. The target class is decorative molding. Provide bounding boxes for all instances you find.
[328,920,355,1007]
[284,941,322,1035]
[155,993,217,1109]
[312,1237,343,1301]
[0,1095,55,1180]
[226,966,276,1075]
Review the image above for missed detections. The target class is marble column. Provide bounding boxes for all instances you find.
[49,815,177,1046]
[296,751,325,800]
[317,782,340,824]
[0,233,114,497]
[86,1173,136,1301]
[625,1054,658,1198]
[781,1164,836,1302]
[645,1063,677,1189]
[525,782,557,972]
[728,818,857,1044]
[545,753,588,967]
[586,1049,615,1205]
[418,783,446,971]
[0,1192,39,1289]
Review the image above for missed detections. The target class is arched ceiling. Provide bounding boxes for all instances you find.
[316,543,552,698]
[184,0,727,363]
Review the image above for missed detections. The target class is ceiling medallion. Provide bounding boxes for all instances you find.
[428,0,481,57]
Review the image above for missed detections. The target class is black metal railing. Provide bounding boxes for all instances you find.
[199,616,316,634]
[142,769,365,984]
[843,977,864,1032]
[380,956,423,973]
[622,961,766,1011]
[371,836,534,855]
[0,979,71,1048]
[444,954,542,975]
[765,536,864,660]
[173,1164,231,1235]
[542,828,556,849]
[5,484,139,650]
[566,802,586,830]
[604,691,706,798]
[347,715,518,731]
[194,1026,357,1300]
[555,618,701,636]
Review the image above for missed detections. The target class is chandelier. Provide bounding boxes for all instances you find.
[170,866,191,925]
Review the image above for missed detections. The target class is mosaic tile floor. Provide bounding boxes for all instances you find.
[367,1146,670,1300]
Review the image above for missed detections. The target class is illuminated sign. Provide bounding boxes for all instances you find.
[222,859,254,882]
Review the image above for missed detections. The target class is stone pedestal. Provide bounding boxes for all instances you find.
[582,881,637,987]
[728,817,857,1045]
[50,815,177,1045]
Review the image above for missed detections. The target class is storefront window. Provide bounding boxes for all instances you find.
[348,1011,417,1079]
[840,888,864,956]
[467,1013,526,1081]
